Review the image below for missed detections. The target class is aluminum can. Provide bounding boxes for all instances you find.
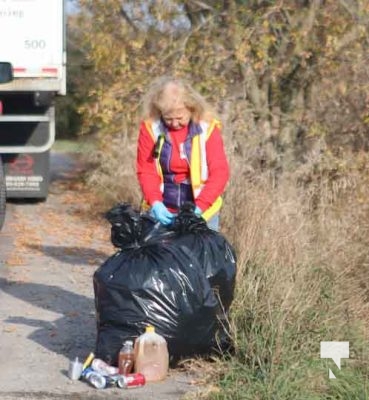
[91,358,119,376]
[117,373,146,389]
[82,367,107,389]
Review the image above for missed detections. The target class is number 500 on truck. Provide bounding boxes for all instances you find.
[0,0,66,230]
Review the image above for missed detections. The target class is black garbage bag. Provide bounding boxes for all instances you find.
[94,203,237,365]
[172,203,237,312]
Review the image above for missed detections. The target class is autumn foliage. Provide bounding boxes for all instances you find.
[69,0,369,165]
[64,1,369,397]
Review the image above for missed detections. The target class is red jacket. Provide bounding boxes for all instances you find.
[136,120,229,213]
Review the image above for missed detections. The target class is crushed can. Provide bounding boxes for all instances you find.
[91,358,119,376]
[116,373,146,389]
[81,367,106,389]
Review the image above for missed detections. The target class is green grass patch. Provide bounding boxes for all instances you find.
[52,138,96,153]
[205,355,369,400]
[193,259,369,400]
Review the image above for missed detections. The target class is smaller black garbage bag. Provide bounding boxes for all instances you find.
[94,203,237,365]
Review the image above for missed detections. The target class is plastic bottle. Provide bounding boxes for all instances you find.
[118,340,135,375]
[134,325,169,382]
[82,367,106,389]
[68,356,83,380]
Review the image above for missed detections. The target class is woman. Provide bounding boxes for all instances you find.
[136,76,229,231]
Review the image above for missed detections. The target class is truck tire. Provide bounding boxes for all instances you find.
[0,156,6,230]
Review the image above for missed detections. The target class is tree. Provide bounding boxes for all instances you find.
[71,0,369,170]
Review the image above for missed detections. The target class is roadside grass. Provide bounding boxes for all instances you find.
[53,138,97,153]
[85,134,142,210]
[198,355,369,400]
[85,134,369,398]
[186,159,369,399]
[198,293,369,400]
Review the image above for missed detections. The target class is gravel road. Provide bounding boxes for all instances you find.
[0,151,199,400]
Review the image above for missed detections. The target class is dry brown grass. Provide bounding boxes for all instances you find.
[86,130,369,334]
[86,129,369,397]
[86,133,142,211]
[215,151,369,394]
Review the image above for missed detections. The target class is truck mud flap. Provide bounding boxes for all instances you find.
[2,152,49,199]
[0,106,54,199]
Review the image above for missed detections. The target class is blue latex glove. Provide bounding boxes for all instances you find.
[194,206,203,217]
[151,201,174,225]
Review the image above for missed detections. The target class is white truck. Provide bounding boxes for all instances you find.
[0,0,66,229]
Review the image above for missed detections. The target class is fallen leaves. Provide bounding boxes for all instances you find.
[65,311,80,318]
[6,255,26,266]
[3,325,17,333]
[3,177,113,270]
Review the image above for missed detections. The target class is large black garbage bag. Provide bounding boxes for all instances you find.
[94,203,237,365]
[172,203,237,312]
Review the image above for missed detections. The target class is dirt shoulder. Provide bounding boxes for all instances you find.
[0,151,199,400]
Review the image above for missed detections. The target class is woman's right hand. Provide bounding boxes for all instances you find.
[151,201,174,225]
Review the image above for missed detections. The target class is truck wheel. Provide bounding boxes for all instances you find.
[0,156,6,230]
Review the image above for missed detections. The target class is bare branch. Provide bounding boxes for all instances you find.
[185,0,215,12]
[120,6,139,31]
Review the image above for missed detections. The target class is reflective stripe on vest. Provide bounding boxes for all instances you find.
[144,120,165,193]
[143,119,223,221]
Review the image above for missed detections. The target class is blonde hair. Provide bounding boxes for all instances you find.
[141,76,217,123]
